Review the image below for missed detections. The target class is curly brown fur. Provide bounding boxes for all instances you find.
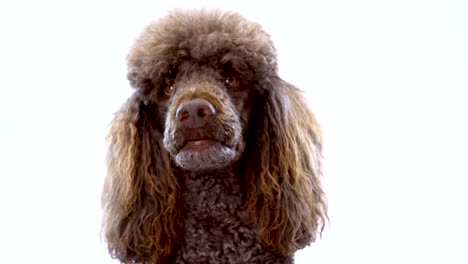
[102,9,327,264]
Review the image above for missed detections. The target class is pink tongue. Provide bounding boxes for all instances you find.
[185,140,215,150]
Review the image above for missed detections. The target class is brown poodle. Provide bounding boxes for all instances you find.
[102,9,327,264]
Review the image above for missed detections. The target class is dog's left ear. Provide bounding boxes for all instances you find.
[245,78,328,255]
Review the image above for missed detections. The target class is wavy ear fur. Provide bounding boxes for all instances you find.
[245,78,328,255]
[102,93,181,263]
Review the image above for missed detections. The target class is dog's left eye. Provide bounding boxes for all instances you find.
[224,74,240,89]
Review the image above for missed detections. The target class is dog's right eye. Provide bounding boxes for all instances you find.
[163,82,176,96]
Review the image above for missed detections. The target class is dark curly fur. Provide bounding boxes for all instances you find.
[102,9,327,264]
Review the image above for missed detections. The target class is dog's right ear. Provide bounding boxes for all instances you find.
[102,93,181,263]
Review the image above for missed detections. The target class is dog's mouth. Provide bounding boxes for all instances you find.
[168,126,243,172]
[175,126,233,153]
[181,139,220,151]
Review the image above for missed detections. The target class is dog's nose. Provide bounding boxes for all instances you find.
[176,98,216,128]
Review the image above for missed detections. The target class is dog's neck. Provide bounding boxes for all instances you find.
[182,170,246,221]
[177,171,291,263]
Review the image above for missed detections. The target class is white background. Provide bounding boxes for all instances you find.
[1,0,467,263]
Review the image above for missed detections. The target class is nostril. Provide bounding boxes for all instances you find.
[197,106,214,118]
[197,108,205,118]
[178,110,190,122]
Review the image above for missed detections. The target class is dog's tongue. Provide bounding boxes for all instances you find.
[185,140,216,151]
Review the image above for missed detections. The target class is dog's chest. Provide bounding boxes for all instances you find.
[175,173,291,264]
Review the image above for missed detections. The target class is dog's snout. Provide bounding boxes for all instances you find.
[176,98,216,128]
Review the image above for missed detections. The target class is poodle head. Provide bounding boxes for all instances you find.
[103,9,327,263]
[126,9,278,172]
